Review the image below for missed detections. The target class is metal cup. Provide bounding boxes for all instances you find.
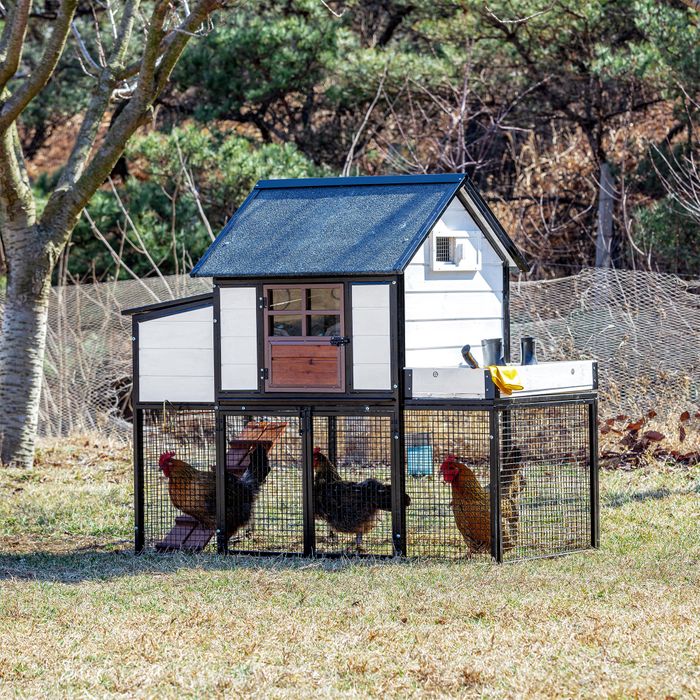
[481,338,504,366]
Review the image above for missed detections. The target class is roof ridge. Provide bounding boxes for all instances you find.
[255,174,466,189]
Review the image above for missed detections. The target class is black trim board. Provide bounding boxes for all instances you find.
[122,292,213,317]
[255,174,465,189]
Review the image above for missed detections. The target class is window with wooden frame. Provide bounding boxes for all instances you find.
[264,284,346,391]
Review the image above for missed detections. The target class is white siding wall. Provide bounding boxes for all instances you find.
[138,305,214,402]
[352,283,392,390]
[219,286,259,390]
[404,198,504,368]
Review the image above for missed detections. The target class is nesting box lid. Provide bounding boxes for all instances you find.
[191,174,526,278]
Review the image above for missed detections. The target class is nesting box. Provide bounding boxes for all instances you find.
[125,175,599,561]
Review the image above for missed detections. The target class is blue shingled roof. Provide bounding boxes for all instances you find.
[191,174,524,278]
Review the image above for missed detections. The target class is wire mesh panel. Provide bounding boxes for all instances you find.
[312,413,395,556]
[499,402,592,561]
[224,413,303,553]
[404,409,491,558]
[140,407,217,551]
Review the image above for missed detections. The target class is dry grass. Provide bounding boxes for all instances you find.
[1,436,699,698]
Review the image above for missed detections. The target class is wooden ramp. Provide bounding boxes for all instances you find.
[155,515,215,552]
[155,420,287,552]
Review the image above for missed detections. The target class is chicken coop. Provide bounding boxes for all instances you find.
[124,174,599,562]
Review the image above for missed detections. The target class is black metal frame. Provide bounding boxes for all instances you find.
[133,392,599,562]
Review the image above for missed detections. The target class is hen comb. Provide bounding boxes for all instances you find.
[313,447,321,455]
[159,451,175,468]
[443,453,458,463]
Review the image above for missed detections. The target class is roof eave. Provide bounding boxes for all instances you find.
[392,175,469,272]
[460,178,528,272]
[190,186,262,278]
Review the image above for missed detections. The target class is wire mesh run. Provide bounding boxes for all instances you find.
[499,403,591,561]
[404,409,491,558]
[223,413,303,553]
[141,407,217,551]
[312,414,395,556]
[136,402,596,561]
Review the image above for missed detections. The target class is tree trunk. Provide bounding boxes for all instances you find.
[0,226,53,468]
[595,161,615,268]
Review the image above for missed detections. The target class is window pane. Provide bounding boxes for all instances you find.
[269,288,302,311]
[308,287,341,311]
[270,315,302,336]
[308,315,341,336]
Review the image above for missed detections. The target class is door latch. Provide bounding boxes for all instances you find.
[330,336,350,347]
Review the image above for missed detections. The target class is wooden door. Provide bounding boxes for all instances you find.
[264,285,345,392]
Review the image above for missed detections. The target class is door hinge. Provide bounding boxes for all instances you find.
[330,335,350,347]
[260,367,269,380]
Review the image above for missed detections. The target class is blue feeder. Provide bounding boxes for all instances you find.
[407,432,433,477]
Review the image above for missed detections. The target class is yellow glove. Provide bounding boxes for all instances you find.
[488,365,524,396]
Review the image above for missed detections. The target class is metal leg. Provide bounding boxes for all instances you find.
[391,407,407,556]
[133,408,145,553]
[302,408,316,556]
[489,408,503,563]
[589,400,600,548]
[215,410,227,554]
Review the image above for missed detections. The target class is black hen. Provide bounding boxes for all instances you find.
[159,444,271,542]
[313,449,411,549]
[220,444,272,539]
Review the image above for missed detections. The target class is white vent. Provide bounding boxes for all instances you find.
[434,236,454,263]
[430,230,480,272]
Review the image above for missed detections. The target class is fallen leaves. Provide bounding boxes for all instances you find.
[599,409,699,470]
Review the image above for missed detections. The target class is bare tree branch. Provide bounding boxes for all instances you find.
[342,67,387,176]
[174,137,215,241]
[484,4,553,25]
[0,0,32,90]
[42,0,229,235]
[115,0,218,82]
[107,177,175,295]
[58,0,142,188]
[0,0,79,131]
[70,20,102,73]
[653,145,700,223]
[82,209,162,302]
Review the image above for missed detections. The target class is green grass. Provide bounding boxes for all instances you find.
[1,437,699,697]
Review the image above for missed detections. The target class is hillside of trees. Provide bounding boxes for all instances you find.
[8,0,700,282]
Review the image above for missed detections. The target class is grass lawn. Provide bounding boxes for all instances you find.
[0,437,699,698]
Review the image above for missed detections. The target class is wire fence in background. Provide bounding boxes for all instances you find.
[0,268,697,439]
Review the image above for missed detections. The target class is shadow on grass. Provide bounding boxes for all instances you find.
[603,487,673,508]
[0,545,425,583]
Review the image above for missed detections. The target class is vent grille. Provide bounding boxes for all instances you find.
[435,236,453,263]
